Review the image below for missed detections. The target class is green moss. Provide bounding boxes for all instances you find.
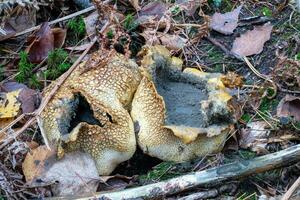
[123,14,139,32]
[0,65,4,81]
[139,162,181,182]
[106,29,114,39]
[238,150,256,159]
[241,113,251,123]
[261,7,272,17]
[295,52,300,60]
[258,97,279,115]
[44,48,71,80]
[15,51,40,88]
[67,16,86,38]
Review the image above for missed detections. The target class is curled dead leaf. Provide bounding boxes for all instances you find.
[129,0,141,11]
[239,121,270,154]
[1,81,40,114]
[26,22,67,63]
[22,146,100,196]
[231,22,273,57]
[210,6,242,35]
[141,30,187,50]
[277,95,300,121]
[83,11,99,39]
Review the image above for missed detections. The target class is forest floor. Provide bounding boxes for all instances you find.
[0,0,300,199]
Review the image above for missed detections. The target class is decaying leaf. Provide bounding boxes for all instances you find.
[231,23,273,56]
[26,22,67,63]
[141,30,187,50]
[22,145,100,196]
[129,0,141,11]
[176,0,206,16]
[0,90,21,119]
[277,95,300,121]
[210,6,242,35]
[136,1,168,26]
[83,11,99,39]
[239,121,270,154]
[1,81,40,114]
[0,8,36,41]
[272,57,300,89]
[98,175,134,191]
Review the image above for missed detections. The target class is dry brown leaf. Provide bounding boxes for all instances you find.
[0,90,21,119]
[52,28,67,49]
[23,146,99,196]
[83,11,99,39]
[176,0,205,16]
[26,22,54,63]
[231,22,273,56]
[239,121,270,154]
[26,23,67,63]
[210,6,242,35]
[1,81,40,114]
[277,95,300,121]
[141,30,187,50]
[129,0,141,11]
[159,33,188,50]
[0,9,36,41]
[98,174,133,191]
[136,1,167,26]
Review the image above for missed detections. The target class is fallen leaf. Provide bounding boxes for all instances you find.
[277,95,300,121]
[26,22,54,63]
[129,0,141,11]
[83,11,99,39]
[136,1,168,26]
[176,0,205,16]
[139,1,167,18]
[52,28,67,49]
[141,30,187,50]
[0,90,21,119]
[1,81,40,114]
[239,121,270,154]
[159,33,188,50]
[231,22,273,57]
[98,175,134,191]
[23,146,100,196]
[26,23,67,63]
[0,9,36,41]
[210,6,242,35]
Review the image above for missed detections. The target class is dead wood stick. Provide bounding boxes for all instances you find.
[56,144,300,200]
[282,176,300,200]
[13,6,95,38]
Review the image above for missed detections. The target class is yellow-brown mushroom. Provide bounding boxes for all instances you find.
[39,51,141,175]
[40,46,234,175]
[131,46,234,161]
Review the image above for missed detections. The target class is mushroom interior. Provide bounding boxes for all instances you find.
[151,61,209,128]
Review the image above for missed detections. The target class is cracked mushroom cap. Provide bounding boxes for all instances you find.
[131,46,235,162]
[39,51,141,175]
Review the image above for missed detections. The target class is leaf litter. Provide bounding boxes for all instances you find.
[0,0,300,199]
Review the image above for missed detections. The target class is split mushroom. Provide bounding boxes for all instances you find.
[39,46,234,175]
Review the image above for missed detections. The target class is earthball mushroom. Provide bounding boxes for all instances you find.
[131,46,235,162]
[39,46,235,175]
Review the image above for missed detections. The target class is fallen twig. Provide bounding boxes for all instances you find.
[55,144,300,200]
[177,184,237,200]
[282,176,300,200]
